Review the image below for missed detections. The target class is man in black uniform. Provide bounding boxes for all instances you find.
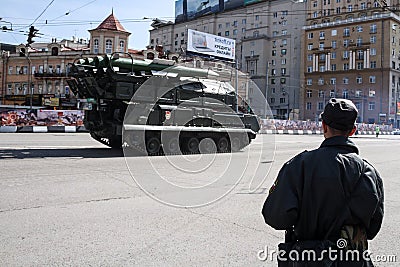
[262,98,384,266]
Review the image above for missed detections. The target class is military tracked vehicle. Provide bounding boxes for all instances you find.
[66,53,259,154]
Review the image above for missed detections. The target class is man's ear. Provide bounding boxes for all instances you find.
[348,126,357,136]
[322,121,328,133]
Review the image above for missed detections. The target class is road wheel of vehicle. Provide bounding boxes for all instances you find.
[164,138,180,154]
[146,136,161,155]
[199,138,217,154]
[230,136,241,152]
[186,137,199,153]
[217,136,230,153]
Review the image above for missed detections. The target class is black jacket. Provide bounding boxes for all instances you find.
[262,136,384,243]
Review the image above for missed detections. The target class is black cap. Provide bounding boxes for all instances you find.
[321,98,358,131]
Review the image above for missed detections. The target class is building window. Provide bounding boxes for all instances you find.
[331,29,337,36]
[280,98,286,104]
[282,30,287,36]
[369,76,376,83]
[370,24,377,33]
[357,50,364,60]
[280,78,286,84]
[307,54,313,61]
[281,68,286,75]
[356,38,363,47]
[320,31,325,39]
[343,77,349,84]
[343,63,349,70]
[242,19,246,24]
[306,102,312,110]
[343,39,349,47]
[8,66,12,75]
[225,31,230,36]
[307,90,312,98]
[270,98,275,104]
[308,44,313,50]
[330,90,335,97]
[282,58,286,65]
[281,49,287,55]
[332,40,337,48]
[331,64,337,71]
[318,78,324,85]
[319,90,325,98]
[105,39,112,54]
[320,66,326,72]
[348,5,353,11]
[318,102,324,110]
[357,62,364,70]
[356,76,363,84]
[370,61,376,68]
[307,79,313,85]
[343,28,350,37]
[368,102,375,110]
[370,48,376,55]
[94,39,99,54]
[369,89,376,97]
[370,36,376,43]
[331,52,336,59]
[357,25,363,32]
[330,78,336,85]
[233,29,238,35]
[319,42,325,50]
[119,40,125,52]
[307,66,313,72]
[308,32,314,39]
[343,89,349,99]
[272,50,277,56]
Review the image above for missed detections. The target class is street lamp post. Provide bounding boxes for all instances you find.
[20,49,32,110]
[282,89,290,120]
[395,85,399,128]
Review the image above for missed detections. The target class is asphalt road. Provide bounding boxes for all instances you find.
[0,133,399,266]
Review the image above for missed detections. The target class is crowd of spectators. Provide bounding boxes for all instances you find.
[260,119,394,132]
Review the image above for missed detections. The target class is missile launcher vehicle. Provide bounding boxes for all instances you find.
[66,53,259,155]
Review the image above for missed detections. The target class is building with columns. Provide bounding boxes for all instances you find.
[301,0,400,126]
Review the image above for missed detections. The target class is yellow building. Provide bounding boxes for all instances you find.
[0,12,135,109]
[301,0,400,126]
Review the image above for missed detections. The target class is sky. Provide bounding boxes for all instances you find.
[0,0,176,49]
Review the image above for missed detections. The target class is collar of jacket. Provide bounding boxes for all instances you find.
[320,136,359,154]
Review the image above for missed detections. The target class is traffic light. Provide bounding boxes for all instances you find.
[26,26,38,47]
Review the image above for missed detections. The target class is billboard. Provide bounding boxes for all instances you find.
[187,29,236,61]
[187,0,220,20]
[175,0,265,22]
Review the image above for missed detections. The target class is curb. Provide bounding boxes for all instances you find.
[0,126,88,133]
[261,129,322,135]
[0,126,393,135]
[260,129,393,135]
